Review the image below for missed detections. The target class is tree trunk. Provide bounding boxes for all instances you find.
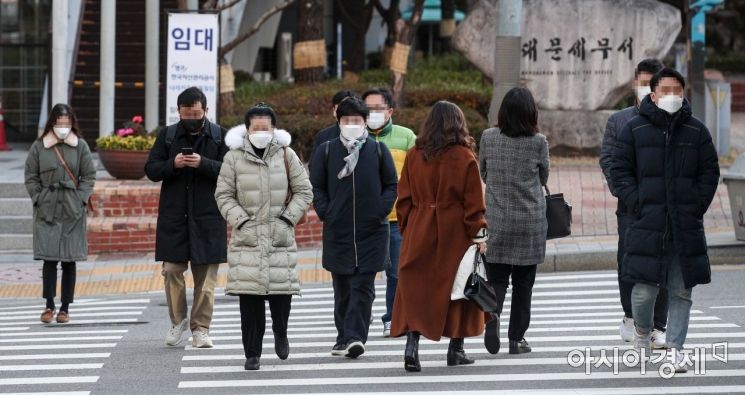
[440,0,456,52]
[295,0,325,83]
[378,0,401,66]
[390,0,424,105]
[335,0,374,73]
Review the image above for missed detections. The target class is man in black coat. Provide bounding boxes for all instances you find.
[599,59,668,347]
[611,68,720,372]
[310,97,398,359]
[145,87,229,349]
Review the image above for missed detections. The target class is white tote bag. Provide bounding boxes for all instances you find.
[451,244,487,300]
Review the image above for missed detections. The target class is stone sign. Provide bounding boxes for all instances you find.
[453,0,682,111]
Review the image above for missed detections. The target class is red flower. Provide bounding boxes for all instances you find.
[131,115,144,124]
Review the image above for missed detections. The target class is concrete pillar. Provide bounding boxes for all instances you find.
[51,0,69,106]
[487,0,523,126]
[99,0,116,137]
[145,0,160,132]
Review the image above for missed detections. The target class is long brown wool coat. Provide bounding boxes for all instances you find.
[391,145,491,340]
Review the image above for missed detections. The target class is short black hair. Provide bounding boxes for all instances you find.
[635,59,665,78]
[497,87,538,138]
[362,88,395,109]
[177,87,207,109]
[335,96,369,122]
[332,90,356,107]
[650,67,686,92]
[244,102,277,128]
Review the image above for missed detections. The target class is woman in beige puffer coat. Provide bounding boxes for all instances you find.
[215,105,312,371]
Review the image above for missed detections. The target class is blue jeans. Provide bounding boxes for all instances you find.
[381,222,401,324]
[631,252,692,349]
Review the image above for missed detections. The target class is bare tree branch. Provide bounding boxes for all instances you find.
[218,0,297,57]
[213,0,243,12]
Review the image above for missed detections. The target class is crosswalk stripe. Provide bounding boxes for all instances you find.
[182,342,745,361]
[181,353,745,373]
[183,332,745,351]
[0,343,117,351]
[233,386,745,395]
[0,299,150,312]
[214,297,627,307]
[0,336,123,343]
[0,307,147,315]
[0,319,142,326]
[0,327,30,331]
[177,369,745,388]
[0,376,99,385]
[0,312,143,321]
[0,363,104,372]
[0,353,111,361]
[207,322,739,335]
[0,330,128,337]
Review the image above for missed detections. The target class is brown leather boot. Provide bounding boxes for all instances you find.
[56,311,70,324]
[40,309,55,324]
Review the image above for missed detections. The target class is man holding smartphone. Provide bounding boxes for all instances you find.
[145,87,229,349]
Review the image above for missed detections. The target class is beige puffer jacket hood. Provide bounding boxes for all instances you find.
[215,125,313,295]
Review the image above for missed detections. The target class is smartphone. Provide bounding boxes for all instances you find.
[181,147,194,156]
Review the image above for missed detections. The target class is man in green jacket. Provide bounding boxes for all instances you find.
[362,88,416,337]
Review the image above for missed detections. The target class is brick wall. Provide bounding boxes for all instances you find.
[87,180,323,254]
[733,81,745,112]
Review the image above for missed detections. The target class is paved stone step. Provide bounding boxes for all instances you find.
[0,183,28,199]
[0,198,33,216]
[0,216,33,234]
[0,234,32,251]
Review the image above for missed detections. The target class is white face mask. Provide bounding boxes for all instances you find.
[636,86,651,103]
[53,127,71,140]
[248,132,273,149]
[340,124,366,140]
[657,94,683,114]
[366,112,387,130]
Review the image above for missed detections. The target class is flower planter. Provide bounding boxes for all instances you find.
[98,149,150,180]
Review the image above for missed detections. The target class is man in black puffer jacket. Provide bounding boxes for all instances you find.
[611,68,720,373]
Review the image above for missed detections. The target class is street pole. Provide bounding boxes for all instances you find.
[99,0,116,137]
[488,0,522,126]
[688,0,725,120]
[145,0,160,132]
[51,0,68,106]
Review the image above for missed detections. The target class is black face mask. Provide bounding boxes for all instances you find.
[181,117,205,133]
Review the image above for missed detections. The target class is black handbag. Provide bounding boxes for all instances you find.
[545,185,572,240]
[463,251,498,312]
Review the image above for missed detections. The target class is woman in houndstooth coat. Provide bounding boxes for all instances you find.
[478,87,550,356]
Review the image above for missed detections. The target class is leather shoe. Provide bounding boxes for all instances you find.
[244,357,260,370]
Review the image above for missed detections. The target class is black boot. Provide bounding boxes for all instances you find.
[509,338,532,354]
[274,336,289,360]
[244,356,260,370]
[404,331,421,372]
[447,338,475,366]
[484,313,501,355]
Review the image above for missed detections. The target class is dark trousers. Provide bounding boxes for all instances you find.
[617,213,668,331]
[42,261,76,305]
[382,222,402,324]
[486,262,537,342]
[238,295,292,358]
[332,270,376,345]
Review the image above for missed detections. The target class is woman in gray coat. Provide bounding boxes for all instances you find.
[24,104,96,324]
[479,87,549,356]
[215,104,313,371]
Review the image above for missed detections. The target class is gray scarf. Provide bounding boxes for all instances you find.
[337,129,369,179]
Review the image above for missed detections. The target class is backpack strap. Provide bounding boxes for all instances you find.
[207,121,223,145]
[164,124,178,147]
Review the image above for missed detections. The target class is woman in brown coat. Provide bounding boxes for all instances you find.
[390,101,490,372]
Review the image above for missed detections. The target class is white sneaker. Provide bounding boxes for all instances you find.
[672,349,688,373]
[619,316,634,342]
[383,321,391,337]
[651,329,667,349]
[192,330,214,348]
[633,328,652,361]
[345,341,365,358]
[165,318,189,346]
